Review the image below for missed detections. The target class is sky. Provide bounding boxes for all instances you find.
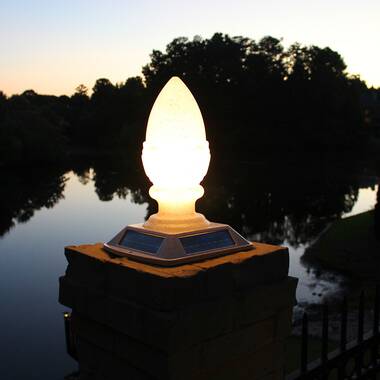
[0,0,379,96]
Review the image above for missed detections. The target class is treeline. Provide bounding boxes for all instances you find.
[0,33,378,167]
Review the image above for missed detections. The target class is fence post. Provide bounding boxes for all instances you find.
[338,296,348,380]
[371,286,380,379]
[322,303,329,362]
[374,285,379,336]
[301,312,309,374]
[356,291,365,377]
[321,303,329,378]
[340,296,347,352]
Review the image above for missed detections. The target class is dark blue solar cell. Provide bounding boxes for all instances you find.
[180,230,234,254]
[119,230,163,254]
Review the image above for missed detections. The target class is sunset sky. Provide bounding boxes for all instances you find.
[1,0,379,96]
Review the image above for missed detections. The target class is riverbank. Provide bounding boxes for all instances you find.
[303,210,380,282]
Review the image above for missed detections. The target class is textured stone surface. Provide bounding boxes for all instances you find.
[59,275,297,351]
[275,306,294,340]
[236,278,298,327]
[70,311,279,378]
[60,241,297,380]
[64,242,289,310]
[76,337,155,380]
[196,342,284,380]
[201,317,275,369]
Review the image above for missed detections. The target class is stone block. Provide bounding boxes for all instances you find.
[178,294,237,342]
[60,273,297,355]
[192,257,235,298]
[76,336,154,380]
[233,243,289,290]
[275,306,294,340]
[115,332,203,379]
[201,317,275,369]
[72,313,203,379]
[236,277,298,327]
[73,282,89,316]
[104,259,139,301]
[64,242,289,311]
[106,257,207,312]
[60,275,88,315]
[72,312,280,380]
[59,275,74,306]
[86,288,108,325]
[105,294,145,341]
[65,246,107,291]
[60,276,180,350]
[198,342,283,380]
[60,241,296,380]
[259,369,284,380]
[72,312,116,353]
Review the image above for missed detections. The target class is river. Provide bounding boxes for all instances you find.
[0,157,378,378]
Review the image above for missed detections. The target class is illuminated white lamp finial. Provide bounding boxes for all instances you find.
[142,76,211,233]
[104,76,252,266]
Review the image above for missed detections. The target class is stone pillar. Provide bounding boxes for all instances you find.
[59,242,297,380]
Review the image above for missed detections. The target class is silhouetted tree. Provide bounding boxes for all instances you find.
[75,84,88,96]
[118,77,148,155]
[0,32,376,168]
[143,33,368,157]
[0,90,68,167]
[0,91,6,123]
[375,178,380,241]
[65,84,91,144]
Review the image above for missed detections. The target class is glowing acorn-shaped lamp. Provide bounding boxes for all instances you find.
[104,77,251,266]
[142,76,210,233]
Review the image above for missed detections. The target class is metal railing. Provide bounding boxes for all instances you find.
[287,286,380,380]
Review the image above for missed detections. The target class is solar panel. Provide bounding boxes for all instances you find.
[119,230,163,254]
[180,230,234,254]
[104,223,252,266]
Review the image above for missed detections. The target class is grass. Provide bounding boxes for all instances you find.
[303,210,380,281]
[285,335,338,375]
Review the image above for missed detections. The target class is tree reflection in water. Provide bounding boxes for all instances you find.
[0,154,369,249]
[199,158,360,247]
[0,168,67,237]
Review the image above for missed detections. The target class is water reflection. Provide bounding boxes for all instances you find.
[0,155,378,307]
[111,156,367,251]
[0,168,67,236]
[200,159,360,247]
[0,156,376,246]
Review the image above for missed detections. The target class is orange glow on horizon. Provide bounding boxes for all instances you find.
[1,0,379,96]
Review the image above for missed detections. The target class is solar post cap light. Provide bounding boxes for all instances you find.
[104,77,252,266]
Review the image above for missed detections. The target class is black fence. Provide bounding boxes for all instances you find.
[287,286,380,380]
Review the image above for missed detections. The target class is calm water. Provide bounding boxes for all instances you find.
[0,157,378,379]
